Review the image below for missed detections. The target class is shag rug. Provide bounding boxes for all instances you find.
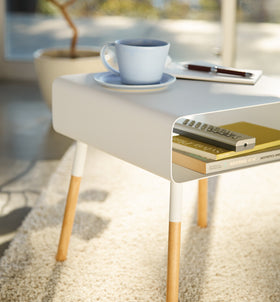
[0,145,279,302]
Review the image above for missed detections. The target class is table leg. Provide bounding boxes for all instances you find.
[198,178,208,228]
[166,182,183,302]
[56,141,88,261]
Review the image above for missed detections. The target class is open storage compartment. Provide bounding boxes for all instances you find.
[172,102,280,183]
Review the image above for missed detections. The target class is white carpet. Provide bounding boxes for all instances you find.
[0,145,279,302]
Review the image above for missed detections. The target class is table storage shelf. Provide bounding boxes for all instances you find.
[53,74,280,182]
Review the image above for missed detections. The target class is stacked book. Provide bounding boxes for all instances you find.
[172,121,280,174]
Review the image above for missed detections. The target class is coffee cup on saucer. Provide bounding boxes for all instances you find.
[100,39,170,85]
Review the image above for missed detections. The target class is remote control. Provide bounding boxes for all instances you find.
[173,119,256,152]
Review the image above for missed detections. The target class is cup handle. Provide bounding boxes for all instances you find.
[100,42,120,75]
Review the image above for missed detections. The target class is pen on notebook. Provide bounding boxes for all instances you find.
[185,63,253,78]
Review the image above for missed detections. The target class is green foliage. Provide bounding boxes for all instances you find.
[199,0,220,11]
[37,0,59,15]
[36,0,190,20]
[160,1,189,19]
[97,0,158,18]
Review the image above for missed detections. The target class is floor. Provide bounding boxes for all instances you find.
[0,80,72,257]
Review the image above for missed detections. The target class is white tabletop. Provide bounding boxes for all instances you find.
[52,74,280,182]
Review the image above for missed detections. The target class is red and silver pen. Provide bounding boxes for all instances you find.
[185,63,253,78]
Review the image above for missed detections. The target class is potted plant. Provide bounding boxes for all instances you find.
[34,0,105,109]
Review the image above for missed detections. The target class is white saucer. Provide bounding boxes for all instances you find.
[94,72,176,91]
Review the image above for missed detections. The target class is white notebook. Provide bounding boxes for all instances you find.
[165,61,263,85]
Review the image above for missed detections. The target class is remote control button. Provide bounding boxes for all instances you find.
[207,125,213,131]
[201,124,207,130]
[183,119,190,125]
[195,122,201,128]
[231,135,241,140]
[189,120,195,127]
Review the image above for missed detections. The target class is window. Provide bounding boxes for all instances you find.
[0,1,36,80]
[1,0,279,81]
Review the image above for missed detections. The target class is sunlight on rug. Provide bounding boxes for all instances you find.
[0,145,279,302]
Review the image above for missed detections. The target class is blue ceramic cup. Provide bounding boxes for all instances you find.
[100,39,170,85]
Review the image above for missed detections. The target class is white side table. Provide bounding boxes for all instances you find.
[52,74,280,302]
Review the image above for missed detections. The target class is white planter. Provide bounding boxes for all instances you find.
[34,48,106,109]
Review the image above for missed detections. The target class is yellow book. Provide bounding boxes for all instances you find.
[172,122,280,160]
[173,147,280,174]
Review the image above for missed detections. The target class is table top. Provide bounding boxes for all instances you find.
[52,73,280,182]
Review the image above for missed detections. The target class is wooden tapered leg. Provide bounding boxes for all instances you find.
[56,141,88,261]
[166,182,183,302]
[198,178,208,228]
[167,221,181,302]
[56,175,82,261]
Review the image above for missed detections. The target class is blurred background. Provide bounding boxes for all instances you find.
[1,0,280,78]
